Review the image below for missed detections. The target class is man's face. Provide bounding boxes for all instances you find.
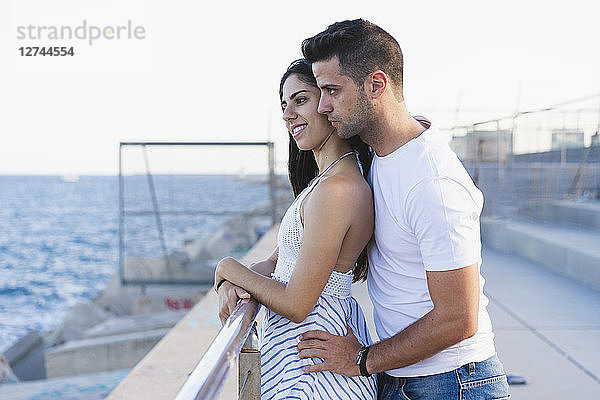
[312,56,377,140]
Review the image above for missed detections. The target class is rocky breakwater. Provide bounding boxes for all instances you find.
[0,179,293,398]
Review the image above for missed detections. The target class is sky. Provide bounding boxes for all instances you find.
[0,0,599,174]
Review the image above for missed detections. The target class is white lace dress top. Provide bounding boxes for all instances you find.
[271,152,356,299]
[260,151,376,399]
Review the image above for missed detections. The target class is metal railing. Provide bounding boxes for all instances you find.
[174,298,261,400]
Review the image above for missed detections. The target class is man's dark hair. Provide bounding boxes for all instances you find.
[302,19,404,98]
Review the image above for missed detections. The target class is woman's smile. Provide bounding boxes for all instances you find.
[291,124,307,139]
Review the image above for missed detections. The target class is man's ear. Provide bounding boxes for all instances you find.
[365,70,388,99]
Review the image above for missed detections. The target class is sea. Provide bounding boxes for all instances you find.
[0,175,273,352]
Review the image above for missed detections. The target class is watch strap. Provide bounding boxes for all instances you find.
[357,345,371,377]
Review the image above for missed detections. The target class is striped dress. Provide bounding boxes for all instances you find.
[260,154,377,400]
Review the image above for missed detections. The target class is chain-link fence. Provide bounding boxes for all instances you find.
[444,94,600,218]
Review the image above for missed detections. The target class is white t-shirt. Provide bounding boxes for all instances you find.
[367,119,496,377]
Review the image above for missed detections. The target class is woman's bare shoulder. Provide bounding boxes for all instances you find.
[307,172,372,211]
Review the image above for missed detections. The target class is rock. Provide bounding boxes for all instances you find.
[0,353,19,384]
[46,329,169,378]
[94,272,208,316]
[183,238,206,261]
[128,286,206,315]
[168,250,190,267]
[94,274,136,315]
[47,302,111,347]
[2,331,44,381]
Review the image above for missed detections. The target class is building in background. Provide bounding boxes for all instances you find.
[551,129,585,150]
[451,129,513,163]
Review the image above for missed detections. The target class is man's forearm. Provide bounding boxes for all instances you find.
[366,308,477,374]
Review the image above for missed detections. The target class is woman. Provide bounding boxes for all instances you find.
[214,59,376,399]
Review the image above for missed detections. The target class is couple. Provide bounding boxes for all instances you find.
[214,19,510,400]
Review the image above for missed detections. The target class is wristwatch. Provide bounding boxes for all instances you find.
[355,345,371,377]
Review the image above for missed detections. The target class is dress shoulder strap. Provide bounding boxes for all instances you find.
[294,151,356,224]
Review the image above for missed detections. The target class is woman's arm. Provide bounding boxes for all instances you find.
[216,247,278,323]
[215,177,359,323]
[214,246,278,290]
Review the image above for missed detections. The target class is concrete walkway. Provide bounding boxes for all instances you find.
[104,226,600,399]
[352,246,600,399]
[482,246,600,398]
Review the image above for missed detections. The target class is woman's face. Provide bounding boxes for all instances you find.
[281,74,334,151]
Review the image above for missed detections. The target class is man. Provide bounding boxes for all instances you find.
[295,20,510,399]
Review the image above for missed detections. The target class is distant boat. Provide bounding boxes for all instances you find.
[60,174,79,183]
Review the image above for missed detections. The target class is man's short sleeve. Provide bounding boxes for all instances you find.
[406,177,483,271]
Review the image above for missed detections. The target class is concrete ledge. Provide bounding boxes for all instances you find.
[523,200,600,229]
[482,217,600,291]
[107,224,279,400]
[84,311,187,338]
[46,329,169,378]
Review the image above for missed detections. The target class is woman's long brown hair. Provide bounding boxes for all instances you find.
[279,59,373,282]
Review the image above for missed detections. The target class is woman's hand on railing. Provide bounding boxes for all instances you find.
[218,281,251,325]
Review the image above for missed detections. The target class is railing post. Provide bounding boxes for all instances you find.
[268,141,277,226]
[118,143,124,285]
[238,322,260,400]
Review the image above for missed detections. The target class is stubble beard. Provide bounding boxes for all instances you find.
[336,91,379,144]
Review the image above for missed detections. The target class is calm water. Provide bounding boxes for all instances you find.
[0,175,271,351]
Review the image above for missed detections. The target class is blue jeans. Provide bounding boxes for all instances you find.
[377,354,510,400]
